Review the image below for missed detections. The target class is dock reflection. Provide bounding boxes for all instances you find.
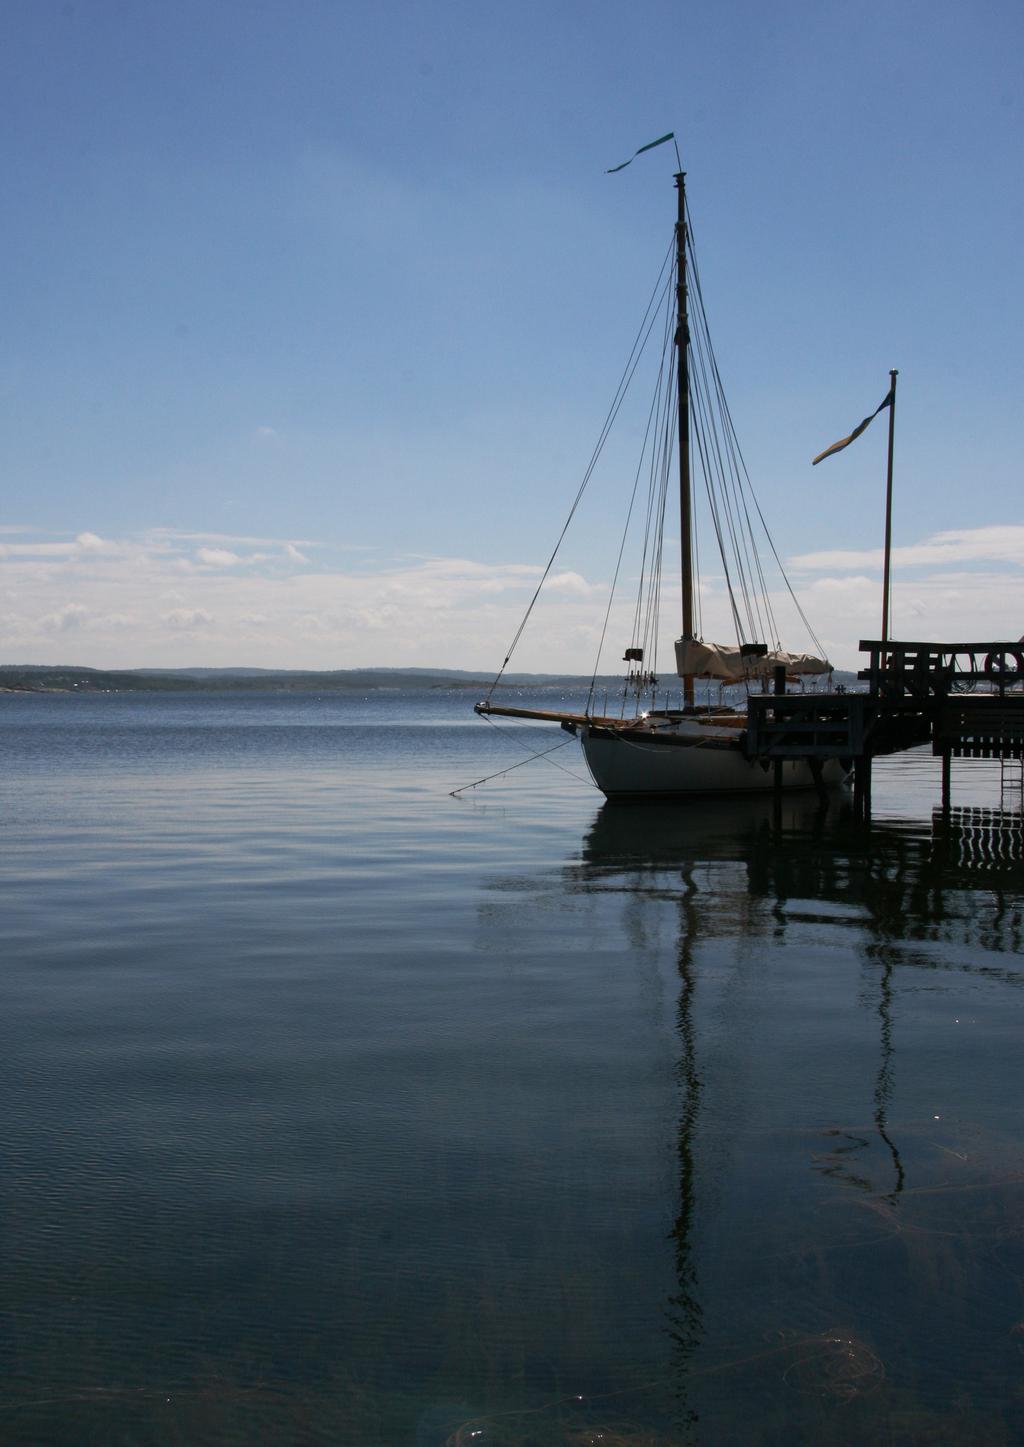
[568,793,1023,1436]
[579,794,1023,960]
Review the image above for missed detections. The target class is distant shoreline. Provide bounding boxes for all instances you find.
[0,666,615,695]
[0,665,860,695]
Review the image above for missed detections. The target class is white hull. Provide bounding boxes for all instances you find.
[580,723,848,799]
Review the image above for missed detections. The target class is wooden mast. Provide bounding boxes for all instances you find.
[675,171,695,707]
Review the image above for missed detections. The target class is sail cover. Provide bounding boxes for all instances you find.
[675,638,831,681]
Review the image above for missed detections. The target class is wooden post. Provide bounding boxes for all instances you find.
[809,757,828,805]
[853,754,873,820]
[772,665,785,796]
[941,749,952,814]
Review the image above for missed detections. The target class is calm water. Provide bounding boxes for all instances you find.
[1,689,1022,1445]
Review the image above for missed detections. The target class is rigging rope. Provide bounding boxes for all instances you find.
[628,287,675,694]
[486,237,675,698]
[485,199,830,708]
[686,199,826,660]
[586,267,675,714]
[687,212,774,647]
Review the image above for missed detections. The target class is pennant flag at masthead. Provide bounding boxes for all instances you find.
[606,132,676,173]
[813,387,895,465]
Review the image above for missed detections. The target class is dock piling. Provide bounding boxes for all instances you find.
[772,665,786,801]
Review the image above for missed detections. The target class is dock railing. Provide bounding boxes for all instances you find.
[744,640,1024,769]
[858,639,1024,700]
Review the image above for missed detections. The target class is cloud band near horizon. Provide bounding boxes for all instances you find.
[0,523,1020,673]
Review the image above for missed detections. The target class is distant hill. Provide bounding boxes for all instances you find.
[0,664,862,694]
[0,665,612,693]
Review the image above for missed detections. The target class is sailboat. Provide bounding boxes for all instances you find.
[475,168,846,800]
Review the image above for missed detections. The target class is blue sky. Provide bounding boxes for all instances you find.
[2,0,1021,670]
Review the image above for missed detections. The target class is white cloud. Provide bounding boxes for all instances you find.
[790,524,1024,572]
[771,523,1024,665]
[0,521,1019,673]
[0,531,119,562]
[150,528,317,549]
[163,608,214,630]
[196,547,242,567]
[0,530,605,668]
[0,541,81,559]
[41,602,89,632]
[545,570,599,597]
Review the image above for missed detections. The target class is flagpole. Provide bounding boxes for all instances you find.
[880,369,898,642]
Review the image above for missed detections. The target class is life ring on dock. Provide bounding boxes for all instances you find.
[983,649,1024,683]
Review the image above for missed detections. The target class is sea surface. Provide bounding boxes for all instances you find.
[1,687,1022,1445]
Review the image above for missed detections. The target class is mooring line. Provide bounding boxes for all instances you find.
[480,712,593,779]
[450,722,594,796]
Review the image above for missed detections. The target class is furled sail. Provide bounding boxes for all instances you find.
[674,638,831,681]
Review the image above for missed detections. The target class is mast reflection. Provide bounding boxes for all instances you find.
[669,860,703,1413]
[566,792,1021,1431]
[873,956,905,1197]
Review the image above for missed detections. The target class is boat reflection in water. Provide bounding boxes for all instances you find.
[456,794,1023,1445]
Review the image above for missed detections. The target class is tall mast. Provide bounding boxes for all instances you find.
[675,171,695,705]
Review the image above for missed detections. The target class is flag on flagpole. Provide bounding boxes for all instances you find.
[606,132,675,173]
[812,387,894,465]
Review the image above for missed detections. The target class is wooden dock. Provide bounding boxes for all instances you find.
[744,639,1024,814]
